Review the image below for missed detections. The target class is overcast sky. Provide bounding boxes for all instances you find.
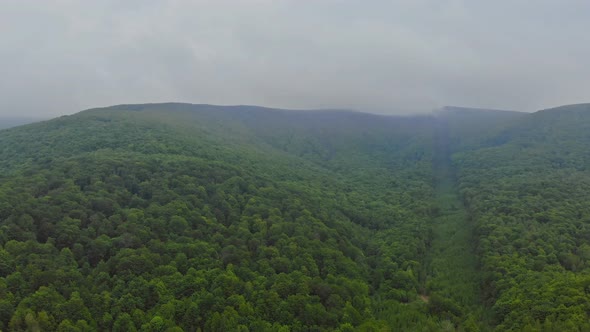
[1,0,589,116]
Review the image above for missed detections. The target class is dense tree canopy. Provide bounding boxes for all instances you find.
[454,104,590,331]
[0,105,440,331]
[1,102,590,331]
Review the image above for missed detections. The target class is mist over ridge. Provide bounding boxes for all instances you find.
[2,1,590,117]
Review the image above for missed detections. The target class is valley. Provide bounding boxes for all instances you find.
[1,103,590,331]
[421,119,486,329]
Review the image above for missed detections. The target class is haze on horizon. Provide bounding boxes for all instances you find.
[1,0,589,117]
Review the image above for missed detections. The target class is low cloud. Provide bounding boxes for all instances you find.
[1,0,589,116]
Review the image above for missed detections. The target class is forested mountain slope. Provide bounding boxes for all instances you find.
[453,103,590,330]
[0,104,443,331]
[2,102,590,331]
[0,118,39,130]
[435,106,526,152]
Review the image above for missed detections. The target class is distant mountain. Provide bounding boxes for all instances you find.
[536,102,590,115]
[434,106,527,151]
[436,105,525,129]
[476,103,590,158]
[0,117,40,129]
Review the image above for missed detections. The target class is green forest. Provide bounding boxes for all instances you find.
[1,103,590,331]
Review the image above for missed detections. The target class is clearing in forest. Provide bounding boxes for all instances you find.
[420,120,489,327]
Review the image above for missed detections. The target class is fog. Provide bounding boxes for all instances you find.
[1,0,589,116]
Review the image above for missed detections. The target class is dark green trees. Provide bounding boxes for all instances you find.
[0,104,437,330]
[3,102,590,330]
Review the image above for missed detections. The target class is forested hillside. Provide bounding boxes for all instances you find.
[0,104,441,331]
[453,103,590,331]
[1,102,590,331]
[0,118,38,130]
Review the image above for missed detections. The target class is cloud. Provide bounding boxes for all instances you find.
[1,0,589,116]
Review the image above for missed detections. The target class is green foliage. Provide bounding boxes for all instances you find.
[3,102,590,330]
[454,103,590,330]
[0,104,438,330]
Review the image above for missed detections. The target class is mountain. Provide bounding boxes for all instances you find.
[0,104,439,331]
[434,106,526,151]
[0,117,40,130]
[1,102,590,331]
[453,103,590,330]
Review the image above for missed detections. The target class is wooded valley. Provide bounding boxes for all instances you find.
[1,103,589,331]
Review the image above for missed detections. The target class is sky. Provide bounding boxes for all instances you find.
[1,0,589,117]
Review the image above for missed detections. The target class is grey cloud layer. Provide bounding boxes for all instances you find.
[1,0,589,116]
